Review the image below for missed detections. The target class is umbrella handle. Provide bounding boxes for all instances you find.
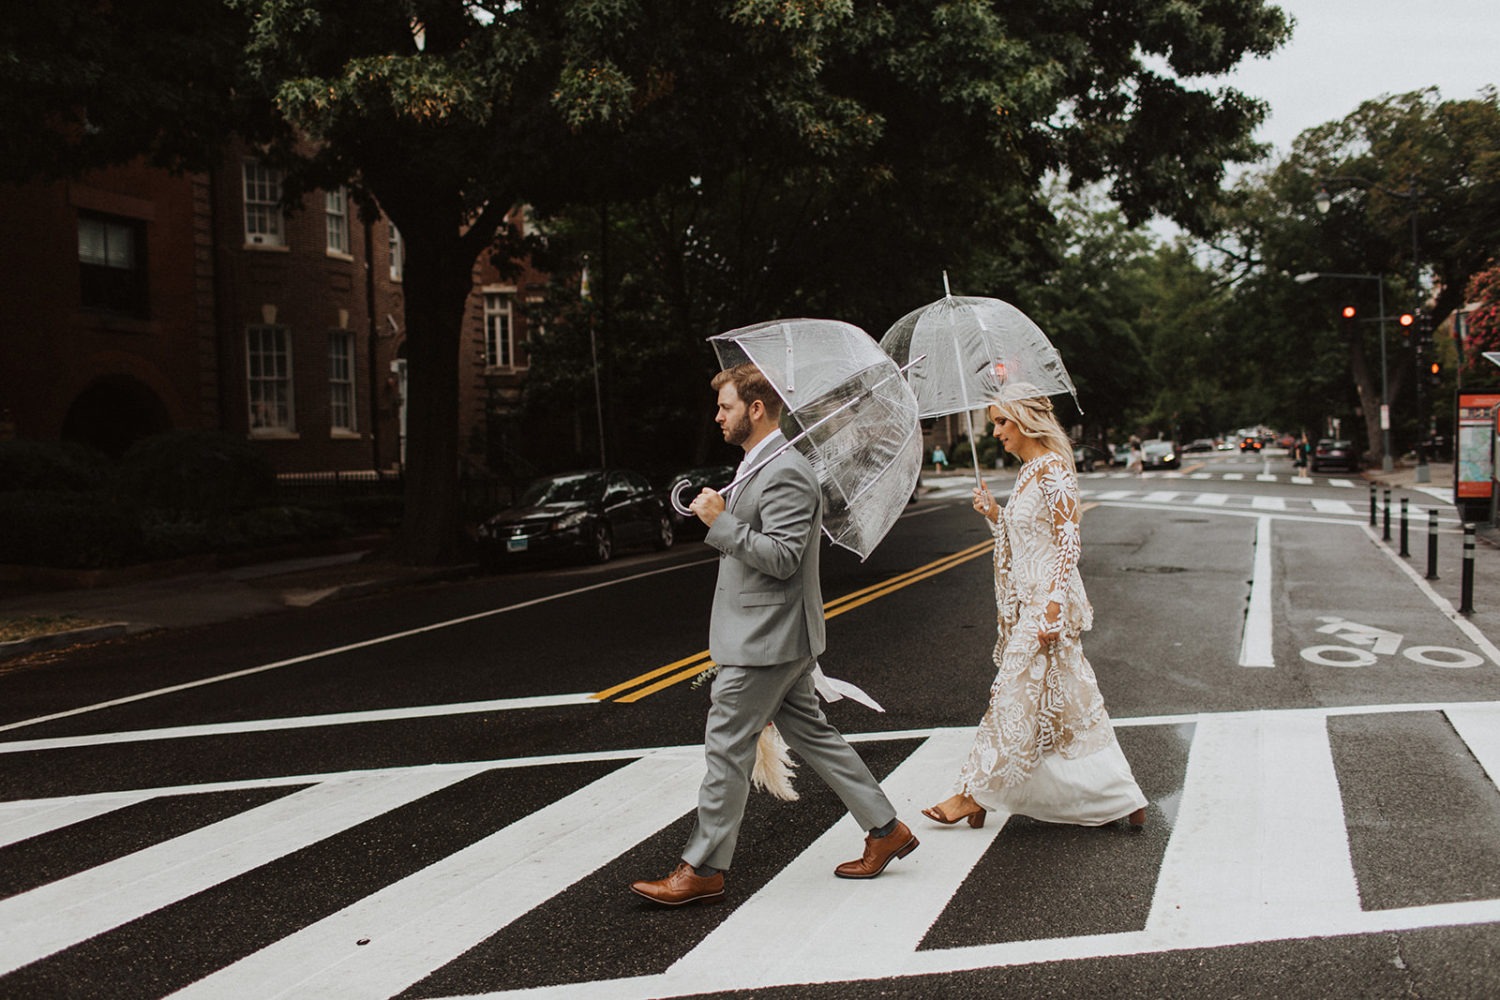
[668,478,704,518]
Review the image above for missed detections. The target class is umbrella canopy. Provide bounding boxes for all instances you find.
[881,294,1078,416]
[700,317,922,560]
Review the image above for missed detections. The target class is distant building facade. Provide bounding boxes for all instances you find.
[0,143,545,477]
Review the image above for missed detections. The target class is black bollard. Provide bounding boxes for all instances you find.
[1382,488,1391,541]
[1369,483,1377,526]
[1399,498,1409,557]
[1426,509,1439,580]
[1460,523,1476,614]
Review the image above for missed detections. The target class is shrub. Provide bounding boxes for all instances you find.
[0,490,143,567]
[114,430,274,515]
[0,440,110,493]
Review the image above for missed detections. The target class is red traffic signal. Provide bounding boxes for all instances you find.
[1430,361,1441,375]
[1399,313,1415,327]
[1341,306,1356,319]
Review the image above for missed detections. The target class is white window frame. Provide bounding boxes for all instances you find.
[325,187,350,256]
[246,324,296,435]
[484,290,516,369]
[242,160,286,247]
[388,224,404,281]
[328,330,357,434]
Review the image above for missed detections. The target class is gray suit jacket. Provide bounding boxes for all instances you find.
[703,444,826,666]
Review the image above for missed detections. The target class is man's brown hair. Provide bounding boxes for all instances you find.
[711,363,784,419]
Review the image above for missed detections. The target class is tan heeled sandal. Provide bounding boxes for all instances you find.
[920,803,987,828]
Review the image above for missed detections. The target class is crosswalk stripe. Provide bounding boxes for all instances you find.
[1147,713,1361,940]
[1312,499,1357,514]
[1251,496,1286,511]
[0,797,147,851]
[1223,473,1244,480]
[0,770,469,976]
[168,753,704,1000]
[7,703,1500,998]
[669,729,986,989]
[1445,704,1500,789]
[1144,491,1179,503]
[1193,493,1228,506]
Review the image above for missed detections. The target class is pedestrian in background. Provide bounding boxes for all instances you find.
[932,444,947,473]
[1127,436,1143,477]
[922,391,1147,832]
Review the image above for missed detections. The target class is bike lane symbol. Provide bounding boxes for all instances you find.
[1300,616,1485,669]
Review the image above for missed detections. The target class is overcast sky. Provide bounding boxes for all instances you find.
[1215,0,1499,154]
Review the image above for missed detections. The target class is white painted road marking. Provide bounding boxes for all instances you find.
[168,754,706,1000]
[4,703,1500,998]
[0,769,470,976]
[1239,517,1274,668]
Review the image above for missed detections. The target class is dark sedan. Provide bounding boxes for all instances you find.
[1310,439,1359,474]
[1141,439,1179,469]
[1239,436,1263,453]
[476,469,674,570]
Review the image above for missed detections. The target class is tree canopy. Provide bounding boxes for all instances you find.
[3,0,1295,561]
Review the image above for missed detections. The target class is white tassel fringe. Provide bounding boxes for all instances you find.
[751,724,799,801]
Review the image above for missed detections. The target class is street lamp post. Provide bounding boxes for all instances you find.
[1296,271,1394,472]
[1314,174,1429,482]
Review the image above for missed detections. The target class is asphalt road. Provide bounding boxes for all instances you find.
[2,450,1498,999]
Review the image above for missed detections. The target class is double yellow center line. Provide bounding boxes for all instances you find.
[593,538,995,703]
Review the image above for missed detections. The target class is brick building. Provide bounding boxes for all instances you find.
[0,144,546,478]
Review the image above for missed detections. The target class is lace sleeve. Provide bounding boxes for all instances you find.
[1037,455,1081,609]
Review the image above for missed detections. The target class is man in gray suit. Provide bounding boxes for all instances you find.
[631,362,917,906]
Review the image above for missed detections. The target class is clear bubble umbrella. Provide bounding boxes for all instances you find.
[881,275,1078,484]
[669,317,923,561]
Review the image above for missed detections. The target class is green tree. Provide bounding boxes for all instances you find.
[3,0,1292,561]
[1201,89,1500,464]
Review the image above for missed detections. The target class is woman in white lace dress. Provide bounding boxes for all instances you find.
[923,395,1147,829]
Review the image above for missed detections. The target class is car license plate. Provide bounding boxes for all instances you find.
[507,537,528,552]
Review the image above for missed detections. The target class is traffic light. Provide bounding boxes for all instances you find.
[1429,359,1442,386]
[1341,305,1356,320]
[1398,312,1415,337]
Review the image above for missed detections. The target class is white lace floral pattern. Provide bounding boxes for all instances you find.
[956,451,1116,797]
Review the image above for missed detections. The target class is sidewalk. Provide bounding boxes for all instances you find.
[0,548,471,661]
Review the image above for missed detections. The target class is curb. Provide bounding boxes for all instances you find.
[0,622,131,662]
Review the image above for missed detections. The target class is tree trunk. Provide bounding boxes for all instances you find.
[382,229,474,565]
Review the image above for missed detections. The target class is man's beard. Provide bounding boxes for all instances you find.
[723,412,752,447]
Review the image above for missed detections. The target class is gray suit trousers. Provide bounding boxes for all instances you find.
[681,655,896,871]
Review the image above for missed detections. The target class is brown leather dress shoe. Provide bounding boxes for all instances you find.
[834,820,919,879]
[630,862,726,906]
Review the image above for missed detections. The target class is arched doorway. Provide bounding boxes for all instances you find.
[61,375,172,457]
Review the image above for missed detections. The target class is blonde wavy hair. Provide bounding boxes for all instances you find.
[989,396,1075,473]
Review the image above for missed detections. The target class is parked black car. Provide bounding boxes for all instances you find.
[1310,439,1359,473]
[660,464,737,537]
[476,469,674,570]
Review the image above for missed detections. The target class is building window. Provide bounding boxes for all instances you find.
[77,213,148,316]
[329,331,357,432]
[326,187,350,255]
[246,324,294,433]
[388,224,404,280]
[484,292,515,369]
[242,160,285,247]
